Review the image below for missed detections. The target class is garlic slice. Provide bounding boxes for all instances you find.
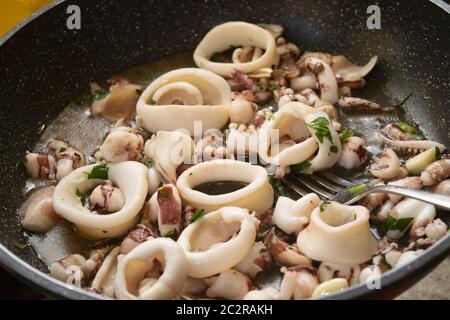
[176,159,274,214]
[115,238,187,300]
[193,22,279,77]
[145,131,195,184]
[297,202,377,265]
[136,68,230,135]
[177,207,256,278]
[53,161,148,239]
[258,102,342,173]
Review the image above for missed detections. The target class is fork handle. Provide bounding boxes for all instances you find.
[346,185,450,211]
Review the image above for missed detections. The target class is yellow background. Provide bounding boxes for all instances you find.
[0,0,52,36]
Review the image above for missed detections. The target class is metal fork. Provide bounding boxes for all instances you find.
[282,171,450,211]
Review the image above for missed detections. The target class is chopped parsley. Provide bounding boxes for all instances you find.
[158,188,169,200]
[379,215,414,234]
[14,242,28,250]
[143,160,153,168]
[268,174,288,198]
[339,130,352,143]
[266,114,275,121]
[164,229,177,238]
[59,147,67,152]
[189,209,205,224]
[149,99,157,105]
[85,163,108,180]
[330,145,338,153]
[92,89,109,101]
[259,248,268,254]
[75,188,92,206]
[291,161,312,173]
[435,146,442,160]
[347,184,368,195]
[307,117,333,144]
[319,201,330,212]
[271,84,280,91]
[412,242,420,251]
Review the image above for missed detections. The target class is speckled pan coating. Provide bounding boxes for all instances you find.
[0,0,449,299]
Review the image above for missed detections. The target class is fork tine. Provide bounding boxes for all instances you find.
[317,170,353,187]
[304,174,339,192]
[287,174,334,200]
[281,178,309,197]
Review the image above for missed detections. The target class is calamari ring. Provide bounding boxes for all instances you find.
[176,159,274,213]
[258,102,342,173]
[53,161,148,239]
[297,201,377,265]
[115,238,187,300]
[136,68,230,135]
[177,206,256,278]
[193,21,279,77]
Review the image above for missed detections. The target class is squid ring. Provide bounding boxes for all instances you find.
[176,159,274,213]
[193,21,279,77]
[115,238,187,300]
[258,102,342,173]
[297,201,377,265]
[53,161,148,239]
[177,207,256,278]
[136,68,231,135]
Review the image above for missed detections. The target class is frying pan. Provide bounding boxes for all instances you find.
[0,0,449,300]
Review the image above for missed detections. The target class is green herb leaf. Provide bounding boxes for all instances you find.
[291,161,312,173]
[266,114,275,121]
[271,84,280,91]
[85,163,109,180]
[164,229,177,238]
[143,160,153,168]
[14,242,28,250]
[330,145,338,153]
[92,89,109,101]
[320,201,330,212]
[307,117,333,144]
[268,174,288,198]
[347,184,368,195]
[379,215,413,233]
[59,147,67,152]
[149,99,157,105]
[259,248,268,254]
[435,147,442,160]
[395,122,417,134]
[158,188,169,200]
[339,130,352,143]
[189,209,205,224]
[412,242,420,251]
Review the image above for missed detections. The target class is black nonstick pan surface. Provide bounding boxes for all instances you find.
[0,0,449,299]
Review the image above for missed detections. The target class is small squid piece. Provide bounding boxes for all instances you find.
[120,224,154,254]
[234,242,272,278]
[81,245,115,283]
[90,80,142,121]
[99,127,144,163]
[424,218,447,241]
[387,176,423,203]
[50,254,86,287]
[147,165,162,196]
[243,270,298,300]
[24,153,56,179]
[147,184,182,236]
[304,57,338,104]
[19,186,59,233]
[229,91,257,125]
[205,270,252,300]
[89,180,125,213]
[337,136,368,169]
[47,139,86,181]
[431,179,450,195]
[290,267,319,300]
[369,148,401,180]
[317,262,360,286]
[265,228,311,267]
[420,159,450,186]
[272,194,320,235]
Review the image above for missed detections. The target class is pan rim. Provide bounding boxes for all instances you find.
[0,0,449,300]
